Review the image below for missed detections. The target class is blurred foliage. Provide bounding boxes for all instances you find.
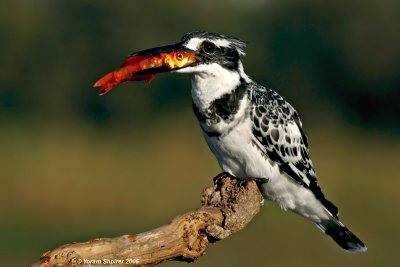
[1,0,400,266]
[0,0,399,131]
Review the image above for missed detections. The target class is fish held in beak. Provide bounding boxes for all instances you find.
[93,50,197,96]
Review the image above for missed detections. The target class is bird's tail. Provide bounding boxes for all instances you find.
[316,218,367,253]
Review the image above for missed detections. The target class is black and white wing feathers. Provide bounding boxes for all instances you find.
[248,83,338,218]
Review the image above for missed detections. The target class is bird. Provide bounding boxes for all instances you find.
[94,30,367,252]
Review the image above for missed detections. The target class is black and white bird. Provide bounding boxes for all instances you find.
[95,31,367,252]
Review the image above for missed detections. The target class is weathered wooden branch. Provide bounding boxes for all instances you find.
[31,177,264,267]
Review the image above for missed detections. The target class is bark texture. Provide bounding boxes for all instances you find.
[32,177,264,267]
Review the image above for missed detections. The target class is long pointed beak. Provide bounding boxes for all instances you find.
[93,43,198,95]
[130,43,194,57]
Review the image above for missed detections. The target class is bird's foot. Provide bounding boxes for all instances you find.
[213,172,269,189]
[213,172,234,186]
[237,177,269,187]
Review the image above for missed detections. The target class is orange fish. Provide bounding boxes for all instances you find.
[94,49,198,96]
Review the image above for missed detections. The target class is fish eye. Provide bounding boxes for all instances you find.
[202,41,216,54]
[177,53,184,60]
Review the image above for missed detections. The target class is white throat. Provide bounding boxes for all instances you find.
[190,63,248,111]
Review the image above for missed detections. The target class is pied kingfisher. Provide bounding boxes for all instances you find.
[96,31,367,252]
[177,31,366,252]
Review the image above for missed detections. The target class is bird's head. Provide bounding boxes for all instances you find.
[175,31,246,74]
[93,31,247,95]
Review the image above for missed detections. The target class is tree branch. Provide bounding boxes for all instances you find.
[31,177,264,267]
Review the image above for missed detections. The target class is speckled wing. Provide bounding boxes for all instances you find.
[248,84,338,217]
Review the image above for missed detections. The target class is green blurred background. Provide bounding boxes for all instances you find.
[1,0,399,266]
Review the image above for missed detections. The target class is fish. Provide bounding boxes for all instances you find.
[93,51,197,96]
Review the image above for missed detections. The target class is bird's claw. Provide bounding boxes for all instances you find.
[213,172,269,188]
[213,172,233,186]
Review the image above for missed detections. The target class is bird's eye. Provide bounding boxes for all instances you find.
[177,53,184,60]
[202,41,216,54]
